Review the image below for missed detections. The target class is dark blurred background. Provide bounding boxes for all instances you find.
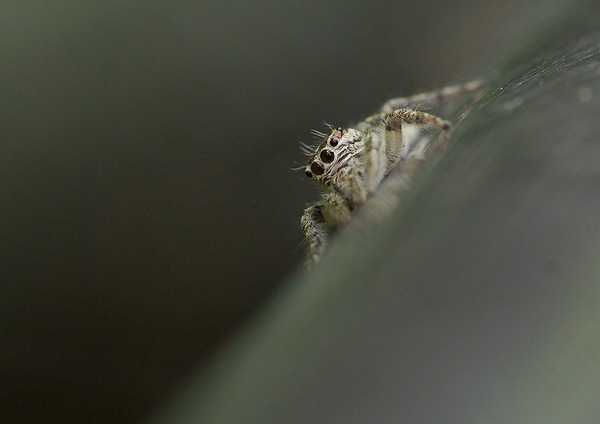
[1,0,565,422]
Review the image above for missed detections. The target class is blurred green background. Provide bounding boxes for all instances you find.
[1,1,566,422]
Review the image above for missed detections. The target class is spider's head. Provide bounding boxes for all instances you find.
[304,127,364,185]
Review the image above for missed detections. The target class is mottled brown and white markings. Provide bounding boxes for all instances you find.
[299,80,486,267]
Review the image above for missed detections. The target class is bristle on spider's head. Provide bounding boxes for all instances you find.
[310,128,328,139]
[291,163,308,172]
[299,141,317,156]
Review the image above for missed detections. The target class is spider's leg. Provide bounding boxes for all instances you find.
[386,107,452,146]
[301,194,352,267]
[321,192,353,224]
[381,115,404,175]
[362,130,388,193]
[301,202,328,267]
[379,79,486,113]
[330,156,369,205]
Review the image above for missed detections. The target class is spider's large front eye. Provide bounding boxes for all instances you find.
[310,162,325,176]
[320,149,334,163]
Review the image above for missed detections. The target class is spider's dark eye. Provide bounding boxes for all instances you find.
[305,169,313,178]
[329,138,338,147]
[320,149,334,163]
[310,162,325,176]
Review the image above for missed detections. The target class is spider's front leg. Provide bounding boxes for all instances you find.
[380,79,486,113]
[301,192,353,266]
[386,108,452,147]
[362,130,389,194]
[301,202,328,266]
[333,130,388,203]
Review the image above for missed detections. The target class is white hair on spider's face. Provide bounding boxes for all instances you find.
[303,127,364,184]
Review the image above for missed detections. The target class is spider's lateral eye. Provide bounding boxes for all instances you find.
[329,138,338,147]
[305,169,313,178]
[310,162,325,176]
[320,149,334,163]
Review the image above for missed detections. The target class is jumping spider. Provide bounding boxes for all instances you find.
[300,80,485,266]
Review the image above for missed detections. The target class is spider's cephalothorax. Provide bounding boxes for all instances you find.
[299,80,486,267]
[305,127,365,195]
